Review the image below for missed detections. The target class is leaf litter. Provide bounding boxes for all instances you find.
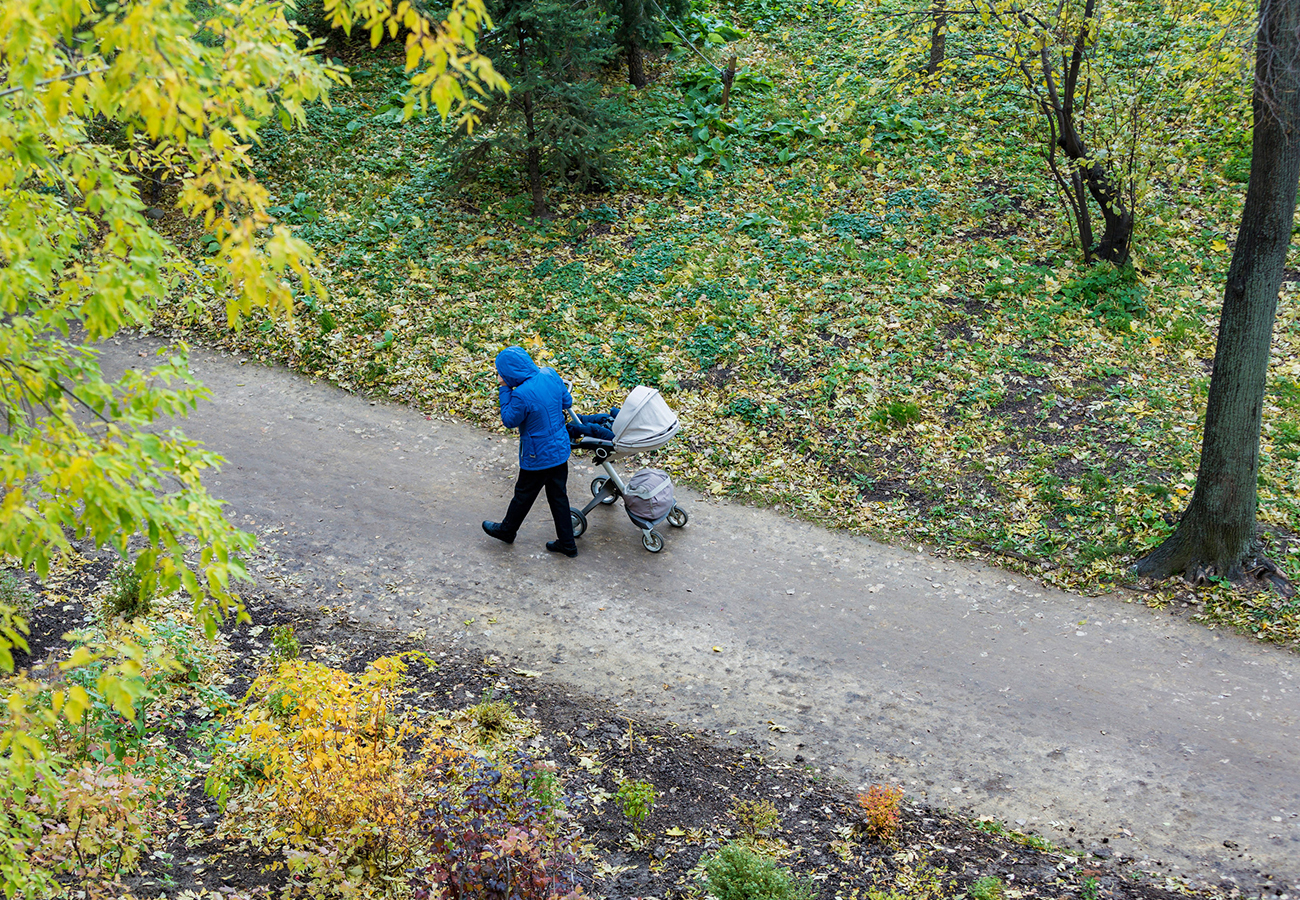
[147,9,1300,644]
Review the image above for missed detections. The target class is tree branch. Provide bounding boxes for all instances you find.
[0,67,110,99]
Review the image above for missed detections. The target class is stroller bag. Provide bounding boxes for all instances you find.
[624,468,675,521]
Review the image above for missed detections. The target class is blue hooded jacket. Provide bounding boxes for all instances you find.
[496,346,573,470]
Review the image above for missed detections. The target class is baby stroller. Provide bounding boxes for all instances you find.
[566,386,688,552]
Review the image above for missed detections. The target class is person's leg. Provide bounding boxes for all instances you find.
[492,468,545,539]
[542,462,577,555]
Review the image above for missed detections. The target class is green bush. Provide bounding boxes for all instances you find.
[731,798,780,839]
[1057,264,1147,331]
[615,777,657,837]
[968,875,1005,900]
[1223,147,1252,183]
[105,561,153,622]
[701,843,817,900]
[0,571,35,619]
[270,624,301,662]
[870,400,922,429]
[0,573,35,671]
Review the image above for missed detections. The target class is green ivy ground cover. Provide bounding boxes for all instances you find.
[154,0,1300,645]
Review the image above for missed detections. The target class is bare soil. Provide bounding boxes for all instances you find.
[16,556,1227,900]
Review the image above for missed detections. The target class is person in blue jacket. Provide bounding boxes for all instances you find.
[482,346,578,557]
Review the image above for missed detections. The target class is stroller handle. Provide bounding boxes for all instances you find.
[562,379,581,424]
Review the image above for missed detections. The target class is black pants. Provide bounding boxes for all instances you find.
[500,462,576,551]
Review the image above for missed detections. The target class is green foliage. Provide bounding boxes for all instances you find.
[0,754,65,900]
[731,798,781,839]
[453,0,628,215]
[1056,265,1149,331]
[666,4,746,50]
[1,581,232,898]
[270,624,301,662]
[60,614,225,772]
[268,191,322,226]
[870,401,923,430]
[0,0,500,619]
[877,0,1252,264]
[527,762,562,811]
[1081,875,1101,900]
[0,574,34,620]
[615,777,658,837]
[155,0,1300,638]
[0,573,34,674]
[105,560,155,622]
[1223,148,1252,183]
[701,842,818,900]
[827,212,883,243]
[968,875,1006,900]
[0,2,501,863]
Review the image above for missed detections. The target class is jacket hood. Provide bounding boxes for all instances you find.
[496,346,539,388]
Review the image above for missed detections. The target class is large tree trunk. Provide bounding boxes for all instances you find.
[624,0,647,87]
[1136,0,1300,582]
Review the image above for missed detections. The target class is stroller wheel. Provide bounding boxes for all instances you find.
[591,477,617,505]
[642,530,664,553]
[666,506,688,528]
[570,508,588,539]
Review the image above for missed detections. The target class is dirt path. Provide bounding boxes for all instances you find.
[101,335,1299,894]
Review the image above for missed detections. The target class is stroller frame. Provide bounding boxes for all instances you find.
[568,438,688,552]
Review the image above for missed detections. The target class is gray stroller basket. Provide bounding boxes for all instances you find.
[567,386,688,552]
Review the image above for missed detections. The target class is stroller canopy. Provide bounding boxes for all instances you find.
[612,386,679,453]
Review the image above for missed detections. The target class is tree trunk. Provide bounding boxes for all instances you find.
[1136,0,1300,581]
[926,0,947,75]
[627,39,646,87]
[516,25,547,218]
[1028,0,1134,265]
[524,91,545,218]
[624,0,647,87]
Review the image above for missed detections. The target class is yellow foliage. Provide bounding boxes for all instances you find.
[207,653,457,888]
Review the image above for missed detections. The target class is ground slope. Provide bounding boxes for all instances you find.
[97,333,1300,893]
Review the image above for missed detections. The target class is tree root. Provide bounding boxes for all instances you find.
[1245,555,1297,599]
[1184,563,1217,587]
[1158,555,1296,599]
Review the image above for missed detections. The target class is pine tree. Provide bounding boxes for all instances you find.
[460,0,627,217]
[613,0,687,87]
